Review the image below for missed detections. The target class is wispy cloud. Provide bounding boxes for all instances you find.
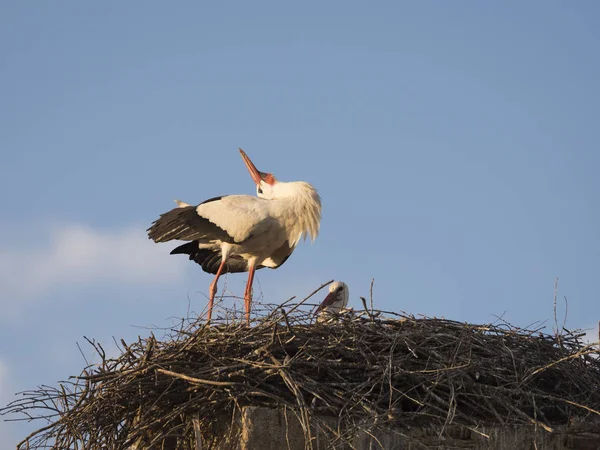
[0,224,185,314]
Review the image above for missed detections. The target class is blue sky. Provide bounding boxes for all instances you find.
[1,1,599,446]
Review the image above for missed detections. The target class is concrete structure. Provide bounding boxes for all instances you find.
[192,406,600,450]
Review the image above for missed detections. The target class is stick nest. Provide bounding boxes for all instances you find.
[3,298,600,449]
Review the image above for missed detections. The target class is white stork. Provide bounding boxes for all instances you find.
[147,148,322,324]
[315,281,349,321]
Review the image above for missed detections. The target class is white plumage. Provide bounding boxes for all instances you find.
[315,281,350,322]
[148,148,322,324]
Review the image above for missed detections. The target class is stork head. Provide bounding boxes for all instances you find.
[239,147,321,243]
[239,148,277,199]
[316,281,349,314]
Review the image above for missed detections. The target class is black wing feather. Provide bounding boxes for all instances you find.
[170,242,266,275]
[147,203,235,244]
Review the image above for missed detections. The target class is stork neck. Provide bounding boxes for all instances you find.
[272,181,322,245]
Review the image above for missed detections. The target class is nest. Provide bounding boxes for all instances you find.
[3,286,600,449]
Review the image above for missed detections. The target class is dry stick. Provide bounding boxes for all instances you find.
[280,309,293,334]
[561,296,569,338]
[487,384,600,417]
[370,278,375,315]
[286,280,334,316]
[475,387,505,425]
[16,421,58,449]
[360,297,376,323]
[513,406,553,433]
[277,365,314,450]
[270,321,279,346]
[155,368,237,387]
[277,296,297,310]
[562,399,600,417]
[523,345,600,383]
[407,362,471,374]
[553,277,561,348]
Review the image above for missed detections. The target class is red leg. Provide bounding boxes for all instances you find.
[244,264,256,325]
[207,259,227,324]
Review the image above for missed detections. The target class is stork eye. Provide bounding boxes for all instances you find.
[337,286,344,292]
[258,187,263,194]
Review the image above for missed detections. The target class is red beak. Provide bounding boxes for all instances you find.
[239,148,263,185]
[316,291,336,313]
[239,148,276,186]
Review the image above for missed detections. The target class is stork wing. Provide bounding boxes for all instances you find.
[148,195,275,244]
[195,195,276,243]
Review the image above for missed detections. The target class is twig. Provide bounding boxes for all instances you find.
[286,280,333,316]
[369,278,375,315]
[360,297,376,323]
[155,368,237,387]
